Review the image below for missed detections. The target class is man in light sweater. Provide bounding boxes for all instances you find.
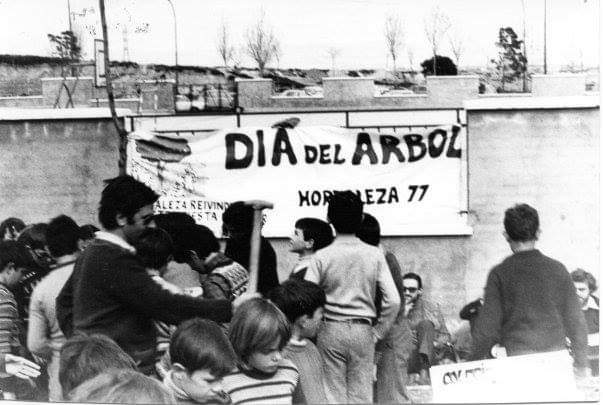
[305,191,400,404]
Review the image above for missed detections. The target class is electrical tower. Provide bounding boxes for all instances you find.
[122,24,130,61]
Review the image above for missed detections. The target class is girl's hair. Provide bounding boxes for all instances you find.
[228,298,290,364]
[69,369,176,404]
[170,318,236,377]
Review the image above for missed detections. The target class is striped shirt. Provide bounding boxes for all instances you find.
[0,283,21,355]
[222,359,299,405]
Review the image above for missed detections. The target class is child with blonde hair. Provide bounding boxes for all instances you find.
[222,298,299,404]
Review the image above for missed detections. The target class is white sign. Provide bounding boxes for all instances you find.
[94,39,106,87]
[126,125,469,237]
[430,351,581,403]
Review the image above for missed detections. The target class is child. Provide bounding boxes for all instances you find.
[222,298,299,404]
[162,318,236,404]
[288,218,333,280]
[267,279,327,404]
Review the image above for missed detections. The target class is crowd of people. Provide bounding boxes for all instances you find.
[0,175,597,403]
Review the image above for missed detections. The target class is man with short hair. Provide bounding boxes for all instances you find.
[304,190,400,404]
[472,204,588,374]
[27,215,81,401]
[56,176,243,375]
[400,272,450,384]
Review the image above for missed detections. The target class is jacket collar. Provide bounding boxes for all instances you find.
[95,231,136,253]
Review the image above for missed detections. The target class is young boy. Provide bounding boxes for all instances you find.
[304,191,400,403]
[288,218,333,280]
[162,318,236,404]
[268,279,327,404]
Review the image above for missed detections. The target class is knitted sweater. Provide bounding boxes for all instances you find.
[56,238,232,368]
[222,359,299,405]
[472,249,588,367]
[281,338,326,404]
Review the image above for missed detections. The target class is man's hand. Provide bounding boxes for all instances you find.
[4,354,41,379]
[232,292,261,310]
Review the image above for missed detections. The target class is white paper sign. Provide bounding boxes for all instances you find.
[430,351,582,403]
[126,125,468,237]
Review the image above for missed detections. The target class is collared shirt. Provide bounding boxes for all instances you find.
[583,295,599,311]
[94,231,136,253]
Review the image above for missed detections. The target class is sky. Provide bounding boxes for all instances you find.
[0,0,599,71]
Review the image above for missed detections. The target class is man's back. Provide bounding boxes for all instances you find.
[474,249,587,366]
[306,235,383,321]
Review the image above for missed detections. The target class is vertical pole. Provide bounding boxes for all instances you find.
[167,0,179,91]
[543,0,548,74]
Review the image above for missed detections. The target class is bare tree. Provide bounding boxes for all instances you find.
[245,11,280,75]
[217,20,235,67]
[384,14,403,72]
[326,47,341,71]
[448,28,465,67]
[424,6,451,74]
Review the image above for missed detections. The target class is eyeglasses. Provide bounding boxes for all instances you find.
[402,287,418,293]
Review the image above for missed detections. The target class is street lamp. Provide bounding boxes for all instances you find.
[166,0,179,90]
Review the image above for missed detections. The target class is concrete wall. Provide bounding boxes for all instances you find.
[0,108,128,226]
[237,76,480,111]
[42,77,94,108]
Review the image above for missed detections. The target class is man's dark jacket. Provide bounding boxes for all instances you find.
[472,249,588,367]
[56,239,232,370]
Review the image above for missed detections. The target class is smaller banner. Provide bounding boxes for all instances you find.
[430,351,581,403]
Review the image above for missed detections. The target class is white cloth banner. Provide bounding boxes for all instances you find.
[126,125,468,237]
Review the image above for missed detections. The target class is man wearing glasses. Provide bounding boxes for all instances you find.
[401,272,450,384]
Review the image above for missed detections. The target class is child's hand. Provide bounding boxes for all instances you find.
[232,292,261,310]
[4,354,41,379]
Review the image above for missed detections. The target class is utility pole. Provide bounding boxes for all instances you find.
[522,0,528,91]
[67,0,73,32]
[543,0,547,74]
[167,0,179,92]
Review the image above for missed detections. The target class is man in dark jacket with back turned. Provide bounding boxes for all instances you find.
[472,204,588,376]
[56,176,252,375]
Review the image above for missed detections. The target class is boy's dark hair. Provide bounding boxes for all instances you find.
[356,213,380,247]
[69,369,175,404]
[229,298,290,364]
[571,268,598,292]
[59,334,137,399]
[403,272,423,290]
[46,215,80,258]
[170,318,236,377]
[222,201,254,236]
[153,212,195,233]
[133,228,173,270]
[503,204,539,242]
[0,217,26,239]
[268,279,326,324]
[169,224,220,263]
[0,240,36,272]
[294,218,333,251]
[17,223,49,251]
[327,191,363,234]
[79,224,99,241]
[98,176,159,230]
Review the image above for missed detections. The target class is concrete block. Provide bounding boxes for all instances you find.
[323,77,374,105]
[236,79,273,109]
[531,74,587,97]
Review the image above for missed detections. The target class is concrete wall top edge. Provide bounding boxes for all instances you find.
[235,78,271,83]
[426,75,480,80]
[41,77,94,81]
[0,96,44,100]
[0,107,133,120]
[464,95,599,110]
[322,77,375,81]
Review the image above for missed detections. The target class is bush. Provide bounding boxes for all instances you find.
[420,55,457,76]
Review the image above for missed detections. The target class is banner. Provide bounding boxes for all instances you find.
[430,351,581,403]
[126,125,469,237]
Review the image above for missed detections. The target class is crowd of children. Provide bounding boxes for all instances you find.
[0,175,596,404]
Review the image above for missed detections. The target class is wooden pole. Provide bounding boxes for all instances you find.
[99,0,128,175]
